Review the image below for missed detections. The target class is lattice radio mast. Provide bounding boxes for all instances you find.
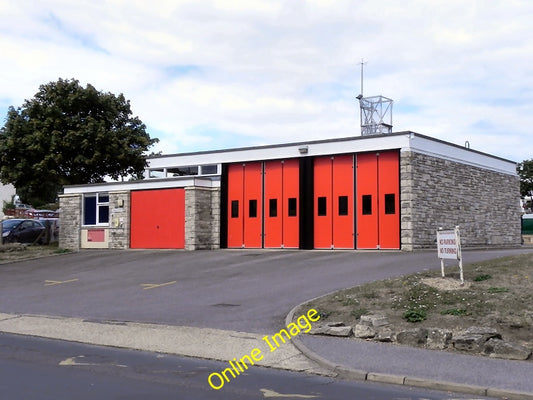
[356,60,393,136]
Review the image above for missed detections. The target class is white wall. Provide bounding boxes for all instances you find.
[0,184,16,219]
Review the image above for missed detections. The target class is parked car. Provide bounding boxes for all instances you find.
[1,219,45,244]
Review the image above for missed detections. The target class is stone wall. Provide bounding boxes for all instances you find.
[185,187,220,250]
[109,191,130,249]
[401,151,522,250]
[59,193,82,251]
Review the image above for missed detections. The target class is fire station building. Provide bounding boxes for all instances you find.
[59,131,522,251]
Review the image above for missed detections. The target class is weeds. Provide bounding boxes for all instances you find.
[440,308,469,316]
[403,309,427,323]
[474,274,492,282]
[488,287,509,293]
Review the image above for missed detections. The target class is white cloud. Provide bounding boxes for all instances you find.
[1,0,532,162]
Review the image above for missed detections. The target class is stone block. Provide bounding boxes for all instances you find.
[375,327,394,342]
[359,314,389,328]
[426,328,452,349]
[484,338,532,360]
[396,328,428,346]
[353,324,376,339]
[463,326,501,341]
[308,323,352,337]
[326,326,353,337]
[453,327,501,353]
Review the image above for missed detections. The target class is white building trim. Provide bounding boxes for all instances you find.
[146,132,516,177]
[63,177,220,195]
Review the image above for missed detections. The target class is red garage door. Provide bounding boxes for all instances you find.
[130,188,185,249]
[227,162,263,248]
[314,154,354,249]
[356,150,400,249]
[264,159,299,248]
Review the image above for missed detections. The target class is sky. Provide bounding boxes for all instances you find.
[1,0,532,162]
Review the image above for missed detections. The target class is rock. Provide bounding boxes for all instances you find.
[463,326,501,341]
[326,326,353,337]
[484,338,532,360]
[453,334,487,352]
[454,327,501,352]
[308,326,329,335]
[426,328,452,350]
[359,315,389,328]
[358,315,374,327]
[354,324,376,339]
[396,328,428,346]
[308,323,352,337]
[375,327,394,342]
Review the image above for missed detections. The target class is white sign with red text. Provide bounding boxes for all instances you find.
[437,230,459,259]
[437,227,464,285]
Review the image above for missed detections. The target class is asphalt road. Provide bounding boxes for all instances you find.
[0,248,531,333]
[0,333,493,400]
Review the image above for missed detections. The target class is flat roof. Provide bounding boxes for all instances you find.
[63,131,517,194]
[147,131,516,175]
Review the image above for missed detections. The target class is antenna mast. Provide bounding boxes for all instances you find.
[356,59,394,136]
[359,58,366,98]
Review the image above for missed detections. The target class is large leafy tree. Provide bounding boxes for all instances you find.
[0,78,158,205]
[518,159,533,197]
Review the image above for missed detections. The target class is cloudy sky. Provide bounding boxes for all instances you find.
[1,0,531,162]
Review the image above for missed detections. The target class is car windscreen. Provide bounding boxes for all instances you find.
[1,220,21,231]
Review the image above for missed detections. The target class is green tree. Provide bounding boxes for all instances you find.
[0,78,158,205]
[518,159,533,197]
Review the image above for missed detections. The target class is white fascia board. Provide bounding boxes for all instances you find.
[407,134,516,175]
[63,177,220,194]
[147,134,412,169]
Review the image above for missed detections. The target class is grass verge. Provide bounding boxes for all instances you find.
[0,243,72,264]
[302,253,533,345]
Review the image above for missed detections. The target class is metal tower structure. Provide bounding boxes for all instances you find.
[356,60,393,136]
[357,95,393,136]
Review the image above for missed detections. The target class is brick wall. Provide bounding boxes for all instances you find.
[58,193,81,251]
[401,151,521,250]
[185,187,220,250]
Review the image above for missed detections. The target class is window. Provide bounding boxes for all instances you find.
[288,198,297,217]
[317,197,327,216]
[83,193,109,225]
[249,200,257,218]
[149,169,165,178]
[269,199,277,217]
[338,196,348,216]
[362,195,372,215]
[20,221,33,230]
[231,200,239,218]
[166,166,198,177]
[385,194,396,215]
[200,165,218,175]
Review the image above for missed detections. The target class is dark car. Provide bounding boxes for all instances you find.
[1,219,45,244]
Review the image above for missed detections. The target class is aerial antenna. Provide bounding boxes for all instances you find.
[355,59,394,136]
[359,58,366,98]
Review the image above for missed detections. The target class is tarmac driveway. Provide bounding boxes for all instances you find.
[0,248,531,333]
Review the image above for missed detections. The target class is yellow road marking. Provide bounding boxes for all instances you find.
[44,279,79,286]
[261,389,318,398]
[59,356,126,368]
[59,356,98,367]
[140,280,177,290]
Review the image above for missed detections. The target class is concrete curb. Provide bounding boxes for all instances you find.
[285,302,533,400]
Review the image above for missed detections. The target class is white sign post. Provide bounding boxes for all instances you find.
[437,226,464,285]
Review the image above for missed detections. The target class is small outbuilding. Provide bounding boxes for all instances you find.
[60,131,521,251]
